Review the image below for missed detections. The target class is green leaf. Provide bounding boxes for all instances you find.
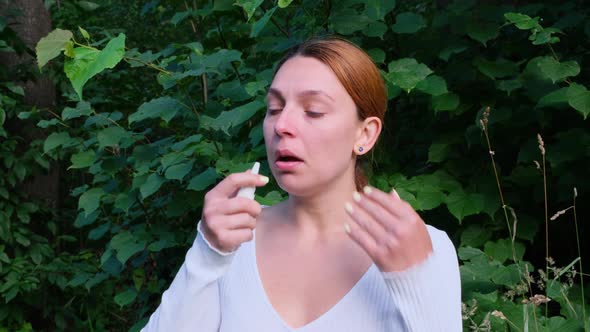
[43,132,72,153]
[386,58,432,92]
[415,75,448,96]
[0,188,8,199]
[428,143,451,162]
[432,93,460,112]
[473,57,518,80]
[537,56,580,83]
[114,193,133,213]
[114,288,137,307]
[0,108,5,126]
[446,190,485,222]
[567,83,590,119]
[160,152,187,169]
[460,224,491,247]
[415,190,446,211]
[37,119,61,129]
[132,269,145,290]
[392,12,426,34]
[187,167,219,191]
[62,101,92,120]
[35,29,73,69]
[4,82,24,96]
[77,1,100,11]
[165,161,194,181]
[200,100,264,134]
[129,97,184,124]
[466,21,499,46]
[504,12,541,30]
[438,44,468,61]
[497,79,522,95]
[170,11,190,26]
[97,126,130,148]
[234,0,264,21]
[64,33,125,100]
[78,188,104,216]
[140,173,164,199]
[0,252,10,264]
[364,0,396,21]
[148,238,176,252]
[537,87,569,108]
[367,48,386,64]
[78,27,90,40]
[250,7,276,38]
[278,0,293,8]
[244,80,268,96]
[69,150,95,169]
[362,22,388,39]
[116,241,145,265]
[491,264,521,286]
[484,239,525,264]
[74,210,98,228]
[330,9,372,35]
[88,223,110,240]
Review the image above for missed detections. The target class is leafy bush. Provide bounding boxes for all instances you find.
[2,0,589,330]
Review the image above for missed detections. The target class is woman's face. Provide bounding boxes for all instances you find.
[263,55,362,196]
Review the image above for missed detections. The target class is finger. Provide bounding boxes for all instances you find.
[226,213,257,230]
[362,186,412,221]
[352,190,399,234]
[345,201,388,245]
[226,228,255,245]
[390,188,401,200]
[216,228,254,251]
[223,197,263,218]
[208,171,269,199]
[344,220,378,257]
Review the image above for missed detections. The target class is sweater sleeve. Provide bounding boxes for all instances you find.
[381,226,462,332]
[141,224,235,332]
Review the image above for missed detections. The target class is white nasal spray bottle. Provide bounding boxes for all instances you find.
[236,162,260,200]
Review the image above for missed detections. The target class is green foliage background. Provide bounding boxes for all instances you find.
[1,0,589,330]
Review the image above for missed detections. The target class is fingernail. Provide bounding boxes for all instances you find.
[343,223,351,234]
[363,186,372,195]
[391,188,400,200]
[352,191,361,203]
[259,175,269,184]
[344,202,354,214]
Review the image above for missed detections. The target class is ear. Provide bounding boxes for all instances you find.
[354,116,382,155]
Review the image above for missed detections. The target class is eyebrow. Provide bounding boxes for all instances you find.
[267,88,335,103]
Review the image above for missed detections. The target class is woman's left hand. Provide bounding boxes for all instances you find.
[344,186,433,272]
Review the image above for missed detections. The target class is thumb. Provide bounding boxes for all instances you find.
[390,188,401,200]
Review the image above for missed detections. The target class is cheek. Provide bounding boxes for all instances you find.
[262,118,273,141]
[314,122,358,157]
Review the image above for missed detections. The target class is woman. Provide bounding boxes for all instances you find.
[142,38,462,331]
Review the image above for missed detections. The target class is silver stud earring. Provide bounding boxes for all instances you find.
[358,147,364,152]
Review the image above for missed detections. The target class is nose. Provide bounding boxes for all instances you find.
[274,106,296,137]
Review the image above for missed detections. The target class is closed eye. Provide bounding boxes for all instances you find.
[306,111,324,118]
[267,108,282,116]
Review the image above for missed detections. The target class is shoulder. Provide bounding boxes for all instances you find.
[425,225,458,261]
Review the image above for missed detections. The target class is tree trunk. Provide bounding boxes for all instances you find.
[0,0,60,208]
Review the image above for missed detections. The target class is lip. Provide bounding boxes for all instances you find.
[274,148,304,171]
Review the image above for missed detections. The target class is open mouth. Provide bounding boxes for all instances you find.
[277,155,303,162]
[275,149,304,170]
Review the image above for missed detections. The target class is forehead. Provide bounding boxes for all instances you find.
[270,56,348,97]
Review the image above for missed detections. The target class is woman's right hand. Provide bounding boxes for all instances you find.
[200,171,269,253]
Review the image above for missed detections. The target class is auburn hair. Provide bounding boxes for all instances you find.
[275,37,387,190]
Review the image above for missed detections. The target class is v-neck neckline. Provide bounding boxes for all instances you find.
[250,231,375,331]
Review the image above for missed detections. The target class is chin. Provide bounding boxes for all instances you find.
[273,173,312,196]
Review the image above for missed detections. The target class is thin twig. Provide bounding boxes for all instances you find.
[572,188,587,331]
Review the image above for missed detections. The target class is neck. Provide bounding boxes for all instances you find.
[284,175,357,237]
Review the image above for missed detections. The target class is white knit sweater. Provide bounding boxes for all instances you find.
[142,224,462,331]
